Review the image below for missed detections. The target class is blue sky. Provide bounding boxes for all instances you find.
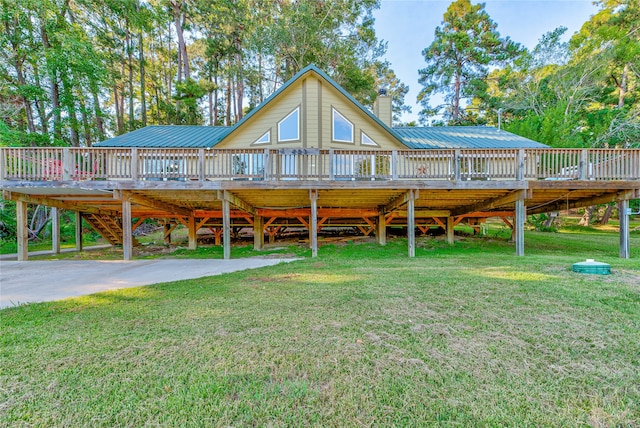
[372,0,600,123]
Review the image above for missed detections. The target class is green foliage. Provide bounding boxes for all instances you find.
[418,0,521,125]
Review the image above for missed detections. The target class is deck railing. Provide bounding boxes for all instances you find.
[1,147,639,182]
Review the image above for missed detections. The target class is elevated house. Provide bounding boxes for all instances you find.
[2,65,639,260]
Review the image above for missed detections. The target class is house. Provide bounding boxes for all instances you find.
[2,66,638,260]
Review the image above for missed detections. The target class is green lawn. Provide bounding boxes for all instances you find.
[1,231,639,426]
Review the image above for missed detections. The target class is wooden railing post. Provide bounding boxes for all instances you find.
[329,149,335,180]
[62,148,71,180]
[517,149,525,181]
[0,149,6,180]
[392,150,398,180]
[130,148,138,180]
[199,148,205,181]
[264,149,270,181]
[454,149,461,181]
[579,149,588,180]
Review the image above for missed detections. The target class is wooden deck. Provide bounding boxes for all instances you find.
[2,147,639,260]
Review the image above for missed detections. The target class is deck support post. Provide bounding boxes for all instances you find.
[51,207,60,254]
[408,190,415,258]
[222,192,231,260]
[16,199,28,261]
[377,209,386,246]
[515,190,526,256]
[618,199,630,259]
[164,220,172,244]
[310,190,318,257]
[446,216,454,245]
[122,197,133,260]
[75,211,83,251]
[253,215,264,250]
[188,214,197,250]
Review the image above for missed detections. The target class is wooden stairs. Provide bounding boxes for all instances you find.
[84,214,140,247]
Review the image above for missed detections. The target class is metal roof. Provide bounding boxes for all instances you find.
[95,125,233,148]
[394,126,549,149]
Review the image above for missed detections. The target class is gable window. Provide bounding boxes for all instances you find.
[361,131,379,147]
[332,108,353,143]
[278,107,300,142]
[253,131,270,145]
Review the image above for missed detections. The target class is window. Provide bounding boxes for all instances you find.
[142,157,185,181]
[361,131,378,147]
[232,153,264,180]
[253,131,270,145]
[278,107,300,142]
[332,108,353,143]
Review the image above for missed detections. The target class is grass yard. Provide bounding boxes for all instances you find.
[1,230,639,426]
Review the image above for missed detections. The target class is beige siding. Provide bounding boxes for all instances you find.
[216,73,405,151]
[217,81,304,150]
[319,80,403,150]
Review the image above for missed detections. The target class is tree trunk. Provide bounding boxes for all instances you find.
[452,69,461,124]
[78,93,92,146]
[40,19,62,141]
[114,84,124,134]
[172,0,190,80]
[235,50,243,121]
[139,29,147,126]
[126,20,135,130]
[92,88,106,141]
[600,205,614,225]
[578,206,596,226]
[226,76,232,126]
[31,59,48,134]
[618,63,628,108]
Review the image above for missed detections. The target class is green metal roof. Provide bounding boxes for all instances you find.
[95,125,233,148]
[394,126,548,149]
[94,66,549,150]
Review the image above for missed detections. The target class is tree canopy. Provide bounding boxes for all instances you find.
[0,0,406,147]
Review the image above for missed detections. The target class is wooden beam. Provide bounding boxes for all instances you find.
[451,190,531,217]
[118,190,192,217]
[222,196,231,260]
[217,190,256,215]
[432,217,446,229]
[122,198,133,260]
[4,191,103,215]
[132,217,148,233]
[384,189,419,213]
[310,189,318,258]
[377,209,386,246]
[16,199,28,261]
[619,199,630,259]
[407,190,415,258]
[447,216,454,245]
[527,190,637,215]
[515,190,526,256]
[253,215,264,250]
[75,211,83,251]
[188,215,197,250]
[51,207,60,254]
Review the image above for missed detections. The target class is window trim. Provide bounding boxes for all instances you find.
[361,131,379,147]
[332,108,354,143]
[252,130,271,146]
[278,107,300,142]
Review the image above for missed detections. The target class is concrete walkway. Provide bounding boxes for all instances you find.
[0,258,298,309]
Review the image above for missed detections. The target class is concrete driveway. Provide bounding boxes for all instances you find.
[0,258,298,309]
